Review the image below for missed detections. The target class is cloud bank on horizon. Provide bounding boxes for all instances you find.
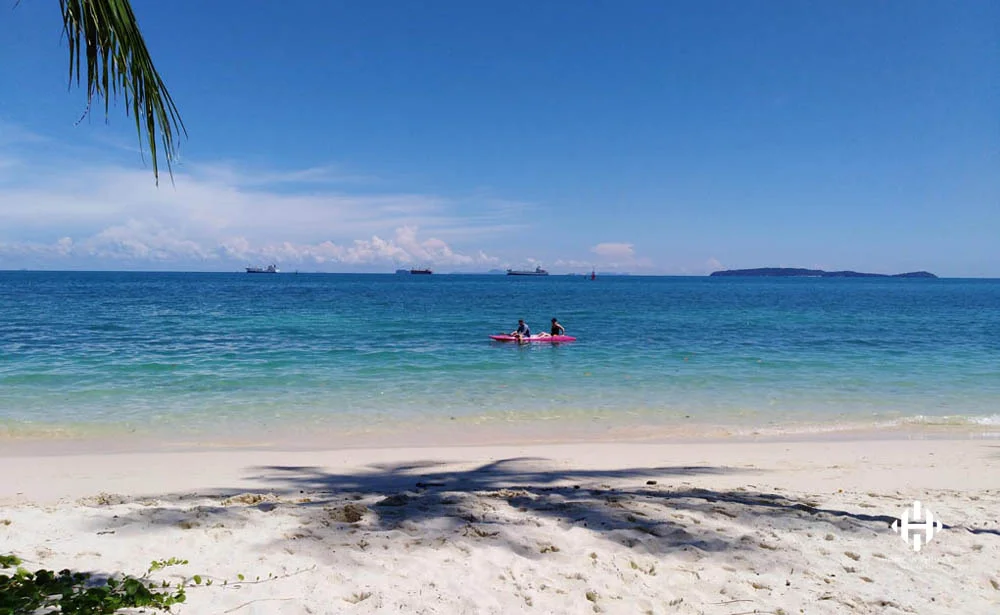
[0,168,483,271]
[0,126,722,274]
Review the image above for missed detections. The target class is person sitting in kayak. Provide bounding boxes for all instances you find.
[538,318,566,337]
[512,319,531,340]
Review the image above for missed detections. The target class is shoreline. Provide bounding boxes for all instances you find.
[2,417,998,458]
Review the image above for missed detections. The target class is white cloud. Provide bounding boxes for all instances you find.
[183,161,377,187]
[0,142,515,270]
[591,242,635,259]
[0,221,499,270]
[585,242,652,272]
[55,237,73,255]
[705,257,724,272]
[0,122,48,146]
[553,258,593,270]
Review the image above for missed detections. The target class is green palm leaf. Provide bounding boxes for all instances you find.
[60,0,185,184]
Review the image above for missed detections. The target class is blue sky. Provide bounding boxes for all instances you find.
[1,1,996,275]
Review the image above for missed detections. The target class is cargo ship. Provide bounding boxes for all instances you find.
[506,266,549,276]
[246,264,279,273]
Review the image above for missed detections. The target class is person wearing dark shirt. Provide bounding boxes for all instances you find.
[538,318,566,338]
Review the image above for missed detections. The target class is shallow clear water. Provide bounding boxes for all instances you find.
[1,272,998,443]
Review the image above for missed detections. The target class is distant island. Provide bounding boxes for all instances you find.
[710,268,937,279]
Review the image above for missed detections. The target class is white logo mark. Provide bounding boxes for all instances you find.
[891,501,943,552]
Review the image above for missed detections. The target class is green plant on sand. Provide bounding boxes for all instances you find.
[0,554,186,614]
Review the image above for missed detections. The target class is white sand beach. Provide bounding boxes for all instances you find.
[2,437,998,614]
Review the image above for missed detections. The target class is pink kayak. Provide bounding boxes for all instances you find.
[489,334,576,343]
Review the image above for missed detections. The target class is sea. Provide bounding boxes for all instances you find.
[1,271,998,449]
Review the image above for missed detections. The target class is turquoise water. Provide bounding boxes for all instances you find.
[1,272,998,444]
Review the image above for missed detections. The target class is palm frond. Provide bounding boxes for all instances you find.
[60,0,186,184]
